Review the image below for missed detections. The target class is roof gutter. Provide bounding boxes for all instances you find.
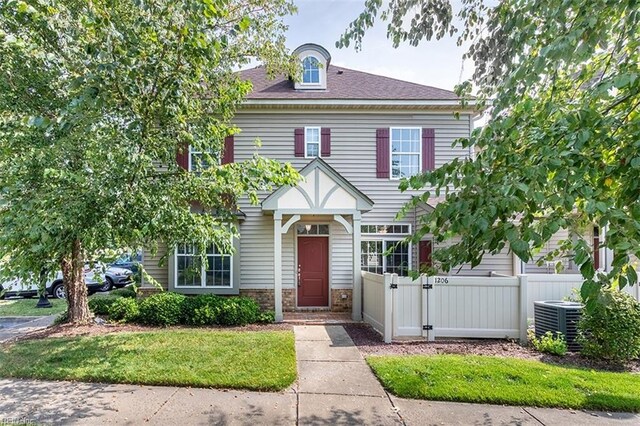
[242,98,478,107]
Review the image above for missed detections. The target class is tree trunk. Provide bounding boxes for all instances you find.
[61,239,92,324]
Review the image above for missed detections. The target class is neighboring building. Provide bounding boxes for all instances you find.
[141,43,604,321]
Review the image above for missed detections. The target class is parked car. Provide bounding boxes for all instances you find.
[0,266,105,299]
[99,266,134,292]
[110,251,142,274]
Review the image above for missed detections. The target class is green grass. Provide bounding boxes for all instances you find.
[0,299,67,317]
[0,329,296,391]
[367,354,640,412]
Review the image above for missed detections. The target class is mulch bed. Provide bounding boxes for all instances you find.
[344,323,640,373]
[5,319,293,344]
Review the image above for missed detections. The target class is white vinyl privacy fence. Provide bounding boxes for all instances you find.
[362,272,528,343]
[526,274,640,318]
[362,272,640,343]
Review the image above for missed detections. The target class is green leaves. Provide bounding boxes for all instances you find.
[342,0,640,309]
[0,0,298,288]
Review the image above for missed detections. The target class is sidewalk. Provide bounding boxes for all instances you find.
[0,325,638,425]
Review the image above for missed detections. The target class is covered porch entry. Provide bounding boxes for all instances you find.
[262,158,374,321]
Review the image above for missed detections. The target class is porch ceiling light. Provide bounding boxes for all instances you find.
[305,224,312,232]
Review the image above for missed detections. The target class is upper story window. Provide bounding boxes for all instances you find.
[305,127,320,158]
[302,56,321,84]
[189,147,215,172]
[391,128,421,179]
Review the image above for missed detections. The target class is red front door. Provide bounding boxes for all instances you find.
[297,236,329,307]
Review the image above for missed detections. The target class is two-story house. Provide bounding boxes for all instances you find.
[141,43,563,322]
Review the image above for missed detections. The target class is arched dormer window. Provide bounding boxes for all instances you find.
[293,44,330,90]
[302,56,320,84]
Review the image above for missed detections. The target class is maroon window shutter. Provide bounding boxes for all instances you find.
[176,143,189,170]
[376,128,390,178]
[294,128,305,157]
[593,226,600,270]
[419,240,433,269]
[321,128,331,157]
[222,135,234,164]
[422,128,435,171]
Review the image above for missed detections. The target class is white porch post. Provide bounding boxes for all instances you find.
[352,212,362,321]
[274,212,283,322]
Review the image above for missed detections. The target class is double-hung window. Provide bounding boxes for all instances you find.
[189,146,216,172]
[360,225,411,276]
[390,128,421,179]
[305,127,321,158]
[176,244,232,288]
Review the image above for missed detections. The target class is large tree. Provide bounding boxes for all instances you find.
[0,0,299,323]
[340,0,640,308]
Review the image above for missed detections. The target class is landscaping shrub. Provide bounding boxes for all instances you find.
[181,294,223,326]
[217,296,260,326]
[111,287,137,299]
[578,289,640,362]
[257,310,275,324]
[88,296,120,315]
[108,297,140,323]
[528,330,568,356]
[137,292,186,326]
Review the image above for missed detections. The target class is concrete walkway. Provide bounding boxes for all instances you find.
[0,325,638,425]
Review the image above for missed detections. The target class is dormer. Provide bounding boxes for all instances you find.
[292,43,331,90]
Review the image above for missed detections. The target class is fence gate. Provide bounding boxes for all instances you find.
[391,275,434,339]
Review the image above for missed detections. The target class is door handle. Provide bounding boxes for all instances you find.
[297,265,301,287]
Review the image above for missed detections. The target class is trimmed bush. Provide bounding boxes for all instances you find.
[88,296,120,315]
[217,296,260,326]
[181,294,223,326]
[578,289,640,362]
[108,297,140,323]
[137,292,186,326]
[528,330,568,356]
[111,287,137,299]
[257,310,275,324]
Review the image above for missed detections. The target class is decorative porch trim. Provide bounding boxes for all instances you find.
[262,157,374,212]
[281,214,302,234]
[333,214,353,234]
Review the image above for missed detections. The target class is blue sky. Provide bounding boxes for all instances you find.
[284,0,473,93]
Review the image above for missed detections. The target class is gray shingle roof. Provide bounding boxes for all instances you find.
[239,65,460,101]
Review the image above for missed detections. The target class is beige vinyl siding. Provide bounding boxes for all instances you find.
[330,219,353,289]
[234,110,472,288]
[144,109,474,290]
[450,246,514,276]
[142,242,169,289]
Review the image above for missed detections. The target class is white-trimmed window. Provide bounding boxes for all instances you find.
[189,147,216,172]
[361,240,410,276]
[360,224,412,276]
[305,127,321,158]
[391,128,421,179]
[176,244,232,288]
[297,223,329,235]
[302,56,321,84]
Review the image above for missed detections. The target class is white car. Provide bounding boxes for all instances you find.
[0,266,105,299]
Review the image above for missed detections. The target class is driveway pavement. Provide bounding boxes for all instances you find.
[0,325,638,425]
[0,315,56,343]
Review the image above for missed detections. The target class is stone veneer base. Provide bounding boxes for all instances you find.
[139,287,352,313]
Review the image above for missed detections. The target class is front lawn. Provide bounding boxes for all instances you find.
[368,354,640,412]
[0,299,67,317]
[0,329,296,391]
